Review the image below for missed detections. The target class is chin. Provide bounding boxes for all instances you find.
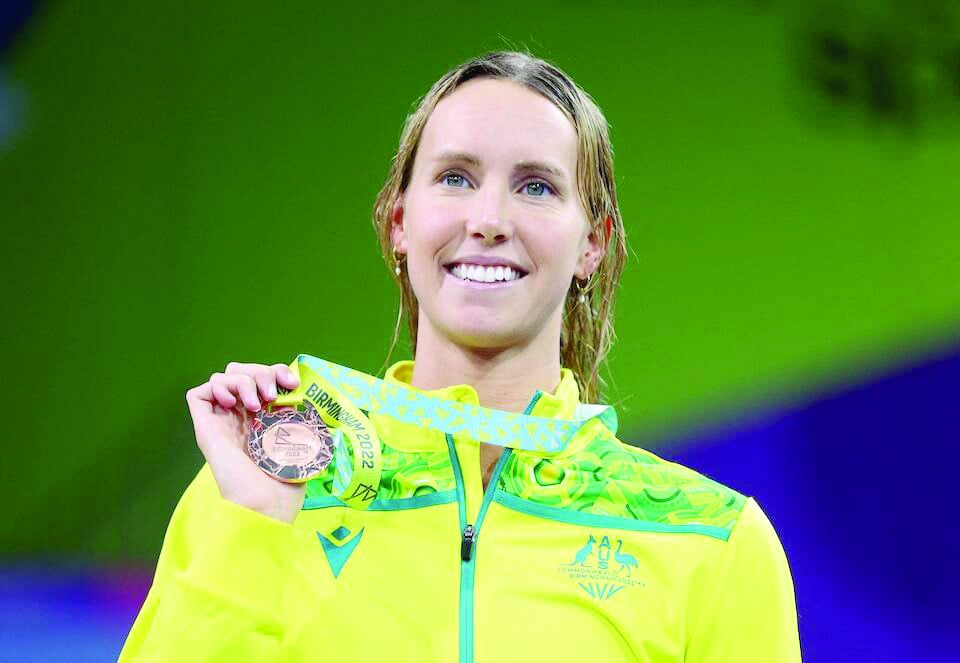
[418,304,554,352]
[445,322,529,350]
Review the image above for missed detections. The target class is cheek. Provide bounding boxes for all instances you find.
[526,223,584,274]
[405,198,459,248]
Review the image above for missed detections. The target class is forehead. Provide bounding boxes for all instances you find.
[418,78,578,172]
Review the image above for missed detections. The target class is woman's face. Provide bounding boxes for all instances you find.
[392,78,603,351]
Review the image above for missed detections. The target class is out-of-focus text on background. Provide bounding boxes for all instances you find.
[1,0,957,660]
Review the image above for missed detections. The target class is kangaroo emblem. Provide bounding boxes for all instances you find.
[563,534,596,566]
[614,539,639,576]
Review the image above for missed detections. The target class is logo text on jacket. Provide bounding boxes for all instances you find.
[558,533,646,600]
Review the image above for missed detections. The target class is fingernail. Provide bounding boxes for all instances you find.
[267,385,277,399]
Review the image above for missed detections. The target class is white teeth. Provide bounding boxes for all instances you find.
[449,263,523,283]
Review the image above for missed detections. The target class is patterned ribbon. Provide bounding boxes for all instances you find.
[270,354,618,509]
[270,359,383,510]
[296,354,617,452]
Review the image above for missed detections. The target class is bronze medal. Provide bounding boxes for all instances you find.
[246,400,334,483]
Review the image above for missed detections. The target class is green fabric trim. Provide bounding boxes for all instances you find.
[463,449,512,661]
[493,489,735,541]
[445,436,468,529]
[306,446,456,502]
[454,393,538,663]
[446,434,469,663]
[302,489,457,511]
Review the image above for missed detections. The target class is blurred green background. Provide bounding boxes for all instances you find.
[1,0,957,562]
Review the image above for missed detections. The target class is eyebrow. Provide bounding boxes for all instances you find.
[432,150,567,180]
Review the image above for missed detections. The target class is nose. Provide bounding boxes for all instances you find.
[465,184,513,245]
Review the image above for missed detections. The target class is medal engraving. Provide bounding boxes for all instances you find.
[246,400,334,483]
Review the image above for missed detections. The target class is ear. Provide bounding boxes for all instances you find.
[389,196,406,254]
[575,215,612,280]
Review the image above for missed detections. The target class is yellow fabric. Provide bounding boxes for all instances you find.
[118,361,802,662]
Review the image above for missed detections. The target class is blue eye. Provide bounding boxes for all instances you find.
[523,180,554,197]
[441,172,469,188]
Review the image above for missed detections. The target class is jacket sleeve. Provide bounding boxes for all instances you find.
[117,463,313,662]
[684,497,803,662]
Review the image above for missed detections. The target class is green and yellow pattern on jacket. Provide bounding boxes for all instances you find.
[119,360,801,662]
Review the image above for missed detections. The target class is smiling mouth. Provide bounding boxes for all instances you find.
[444,263,529,284]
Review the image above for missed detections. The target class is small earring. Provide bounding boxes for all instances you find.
[392,247,402,276]
[576,275,592,305]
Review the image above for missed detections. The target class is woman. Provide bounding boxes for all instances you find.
[119,51,801,662]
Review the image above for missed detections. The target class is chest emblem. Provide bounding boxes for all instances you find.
[558,533,645,600]
[317,525,364,578]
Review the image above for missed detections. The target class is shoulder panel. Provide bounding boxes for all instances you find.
[497,432,747,540]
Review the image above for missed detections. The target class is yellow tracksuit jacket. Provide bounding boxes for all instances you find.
[118,360,802,662]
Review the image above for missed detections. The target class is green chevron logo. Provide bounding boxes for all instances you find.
[317,526,364,578]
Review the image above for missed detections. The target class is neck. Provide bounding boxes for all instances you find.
[410,318,562,413]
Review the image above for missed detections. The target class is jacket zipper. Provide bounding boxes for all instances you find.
[447,434,512,663]
[447,391,540,663]
[460,524,476,561]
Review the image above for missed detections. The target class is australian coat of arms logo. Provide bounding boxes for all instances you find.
[558,533,645,600]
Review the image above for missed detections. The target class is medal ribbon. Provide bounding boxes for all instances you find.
[270,360,383,510]
[296,353,617,451]
[269,354,618,509]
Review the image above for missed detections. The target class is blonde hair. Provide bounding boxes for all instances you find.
[372,51,627,404]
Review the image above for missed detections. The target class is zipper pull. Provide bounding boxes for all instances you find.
[461,524,476,561]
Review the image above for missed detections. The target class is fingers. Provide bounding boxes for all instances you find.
[188,362,302,414]
[272,363,300,390]
[185,382,236,417]
[209,379,237,409]
[231,373,262,411]
[185,382,216,410]
[203,372,261,411]
[225,361,300,400]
